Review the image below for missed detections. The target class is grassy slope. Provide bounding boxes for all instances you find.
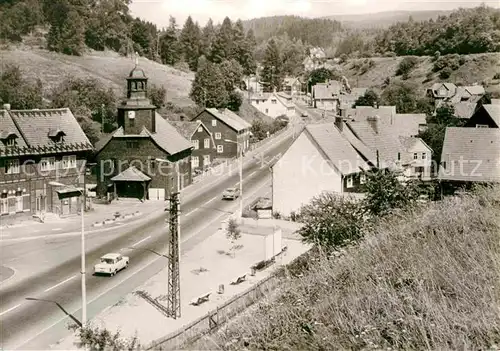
[193,186,500,350]
[0,47,195,107]
[339,53,500,96]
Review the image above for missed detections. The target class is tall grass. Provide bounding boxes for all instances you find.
[196,186,500,350]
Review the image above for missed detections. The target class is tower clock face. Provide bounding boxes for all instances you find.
[128,110,136,119]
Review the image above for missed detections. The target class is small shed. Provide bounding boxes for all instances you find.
[252,197,273,219]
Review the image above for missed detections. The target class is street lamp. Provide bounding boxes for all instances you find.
[224,139,243,217]
[48,180,87,326]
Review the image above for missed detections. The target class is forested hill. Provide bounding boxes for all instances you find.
[373,6,500,56]
[325,10,453,29]
[242,16,342,46]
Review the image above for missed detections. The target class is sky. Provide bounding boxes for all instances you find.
[129,0,500,28]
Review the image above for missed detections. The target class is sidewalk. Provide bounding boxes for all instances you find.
[0,199,163,241]
[50,218,310,350]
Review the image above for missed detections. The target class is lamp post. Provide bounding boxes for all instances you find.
[224,139,243,217]
[48,181,86,326]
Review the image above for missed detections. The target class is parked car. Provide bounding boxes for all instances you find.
[94,253,129,276]
[222,187,240,200]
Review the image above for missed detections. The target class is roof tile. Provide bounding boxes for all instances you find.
[205,108,251,131]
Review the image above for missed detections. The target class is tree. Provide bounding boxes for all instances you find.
[297,192,365,250]
[179,16,201,71]
[159,16,181,65]
[148,84,166,108]
[219,59,243,91]
[241,28,258,75]
[0,65,44,109]
[200,18,215,57]
[307,68,339,91]
[50,77,116,124]
[227,91,243,112]
[380,80,421,113]
[190,62,229,108]
[362,169,421,218]
[396,56,419,77]
[226,218,242,257]
[209,17,234,63]
[261,38,283,92]
[354,89,380,107]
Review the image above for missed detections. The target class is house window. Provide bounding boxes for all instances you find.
[255,100,259,104]
[192,140,199,150]
[421,153,426,160]
[265,108,269,114]
[62,155,77,169]
[204,138,210,148]
[271,99,277,104]
[0,194,7,214]
[212,120,217,127]
[203,155,210,166]
[198,126,203,132]
[360,173,366,184]
[5,159,20,174]
[413,153,418,160]
[397,152,401,161]
[129,118,135,127]
[346,176,353,188]
[476,124,488,128]
[442,161,447,169]
[40,157,55,171]
[217,145,224,153]
[215,132,221,140]
[191,156,199,168]
[5,137,16,147]
[126,141,139,149]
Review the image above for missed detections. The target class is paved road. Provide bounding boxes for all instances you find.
[0,134,294,350]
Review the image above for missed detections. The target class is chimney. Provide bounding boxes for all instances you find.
[3,103,11,110]
[334,116,343,132]
[367,115,379,134]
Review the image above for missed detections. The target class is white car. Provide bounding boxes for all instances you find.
[94,253,129,276]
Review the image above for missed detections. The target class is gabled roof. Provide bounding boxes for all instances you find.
[491,99,500,105]
[111,166,151,182]
[283,77,300,86]
[7,108,91,148]
[147,113,193,155]
[482,105,500,127]
[464,85,485,96]
[273,93,294,108]
[312,81,341,100]
[203,108,251,132]
[304,123,372,175]
[439,127,500,182]
[168,120,202,139]
[453,102,476,119]
[429,82,457,98]
[250,92,271,100]
[393,113,427,137]
[0,110,28,151]
[97,114,193,156]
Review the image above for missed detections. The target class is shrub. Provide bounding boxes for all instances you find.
[396,56,419,76]
[458,55,467,65]
[68,323,141,350]
[493,72,500,80]
[439,67,452,79]
[433,50,441,61]
[433,54,460,72]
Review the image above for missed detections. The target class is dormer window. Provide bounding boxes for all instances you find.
[48,128,65,144]
[1,131,18,147]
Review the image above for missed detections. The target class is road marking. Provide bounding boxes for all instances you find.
[43,275,76,293]
[184,209,197,217]
[206,196,217,203]
[131,235,151,248]
[51,228,62,231]
[11,178,273,351]
[248,170,256,177]
[0,303,22,317]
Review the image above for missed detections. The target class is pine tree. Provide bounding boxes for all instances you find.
[200,18,215,57]
[190,62,229,108]
[239,27,257,76]
[179,16,201,71]
[209,17,233,63]
[261,38,283,92]
[159,16,181,65]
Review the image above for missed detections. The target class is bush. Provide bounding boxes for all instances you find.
[439,67,452,79]
[493,73,500,80]
[69,323,141,350]
[432,50,441,61]
[433,54,460,72]
[396,56,419,77]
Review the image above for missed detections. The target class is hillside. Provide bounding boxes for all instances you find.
[0,48,194,107]
[324,10,453,29]
[193,186,500,350]
[338,53,500,96]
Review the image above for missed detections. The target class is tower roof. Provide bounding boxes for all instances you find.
[128,65,147,79]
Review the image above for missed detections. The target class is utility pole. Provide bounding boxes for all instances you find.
[167,162,181,319]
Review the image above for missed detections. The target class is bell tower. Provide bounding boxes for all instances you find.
[117,55,157,135]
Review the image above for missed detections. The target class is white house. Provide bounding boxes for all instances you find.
[283,77,302,96]
[398,136,433,180]
[250,92,296,119]
[272,122,372,217]
[312,81,341,114]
